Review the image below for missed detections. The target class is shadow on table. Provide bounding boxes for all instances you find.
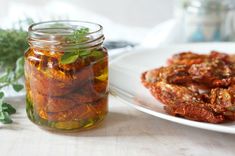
[4,95,25,109]
[52,111,235,154]
[49,110,235,140]
[47,111,136,137]
[3,95,235,150]
[2,99,235,153]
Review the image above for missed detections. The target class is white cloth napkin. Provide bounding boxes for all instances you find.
[0,1,148,44]
[140,19,183,48]
[1,0,181,51]
[0,0,154,59]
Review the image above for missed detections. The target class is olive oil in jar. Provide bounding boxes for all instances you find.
[25,21,108,131]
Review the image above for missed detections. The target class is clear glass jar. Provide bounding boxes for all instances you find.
[25,21,108,131]
[181,0,233,42]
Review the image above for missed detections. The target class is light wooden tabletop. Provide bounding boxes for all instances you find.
[1,95,235,156]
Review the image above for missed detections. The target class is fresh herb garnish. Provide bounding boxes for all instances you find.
[0,100,17,124]
[61,51,80,64]
[66,27,90,43]
[61,28,105,65]
[61,28,91,64]
[60,50,90,65]
[0,29,28,68]
[0,57,24,123]
[49,24,90,44]
[60,50,105,65]
[0,19,32,124]
[0,57,25,91]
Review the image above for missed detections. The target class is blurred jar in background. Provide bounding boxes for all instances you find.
[176,0,235,42]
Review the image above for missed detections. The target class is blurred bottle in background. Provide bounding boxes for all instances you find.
[175,0,235,42]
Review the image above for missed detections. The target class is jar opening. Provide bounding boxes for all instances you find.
[28,20,104,51]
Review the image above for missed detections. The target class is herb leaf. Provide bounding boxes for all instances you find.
[15,57,24,78]
[2,103,16,115]
[0,74,8,83]
[0,94,17,124]
[79,50,91,57]
[90,50,104,59]
[66,27,89,43]
[0,29,28,68]
[0,57,24,123]
[0,92,4,99]
[0,19,31,124]
[60,52,79,64]
[0,111,12,124]
[12,84,24,92]
[61,28,90,64]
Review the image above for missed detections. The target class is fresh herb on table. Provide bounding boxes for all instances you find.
[0,57,24,123]
[0,29,28,68]
[0,101,16,124]
[0,19,32,124]
[61,27,100,64]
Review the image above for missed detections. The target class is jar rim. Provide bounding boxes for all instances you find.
[28,20,103,36]
[28,20,105,51]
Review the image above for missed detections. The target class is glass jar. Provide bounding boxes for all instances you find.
[182,0,233,42]
[25,21,108,131]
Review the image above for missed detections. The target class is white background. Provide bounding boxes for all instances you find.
[0,0,174,27]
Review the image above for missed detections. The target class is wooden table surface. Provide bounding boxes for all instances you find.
[1,95,235,156]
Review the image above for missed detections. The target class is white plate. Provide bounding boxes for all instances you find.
[109,42,235,134]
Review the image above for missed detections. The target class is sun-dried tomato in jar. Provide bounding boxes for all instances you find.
[25,21,108,131]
